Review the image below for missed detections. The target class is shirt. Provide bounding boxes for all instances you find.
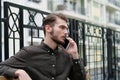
[0,42,86,80]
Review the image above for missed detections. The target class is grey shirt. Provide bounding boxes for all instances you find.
[0,42,86,80]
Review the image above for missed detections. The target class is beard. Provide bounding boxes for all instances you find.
[52,37,64,45]
[50,29,64,45]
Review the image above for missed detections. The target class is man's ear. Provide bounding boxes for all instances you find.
[45,25,52,33]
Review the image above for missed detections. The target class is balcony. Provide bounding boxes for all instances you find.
[106,15,120,30]
[78,7,86,16]
[108,17,120,26]
[108,0,120,8]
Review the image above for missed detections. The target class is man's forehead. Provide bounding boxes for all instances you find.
[55,22,68,27]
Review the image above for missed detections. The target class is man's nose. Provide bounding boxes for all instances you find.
[65,29,69,36]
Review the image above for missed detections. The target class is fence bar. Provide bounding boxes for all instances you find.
[0,0,1,61]
[19,8,24,49]
[82,23,86,66]
[4,2,9,59]
[106,29,113,80]
[102,28,105,80]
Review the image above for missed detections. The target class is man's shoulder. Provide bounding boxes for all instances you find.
[20,45,42,53]
[23,45,39,49]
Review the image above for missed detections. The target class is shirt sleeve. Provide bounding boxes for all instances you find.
[0,48,29,78]
[69,59,86,80]
[0,66,17,78]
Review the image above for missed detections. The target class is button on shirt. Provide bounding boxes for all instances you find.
[52,64,55,67]
[0,42,86,80]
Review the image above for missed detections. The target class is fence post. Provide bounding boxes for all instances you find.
[4,2,9,59]
[106,29,113,80]
[82,22,86,66]
[19,8,24,49]
[0,0,2,62]
[102,28,106,80]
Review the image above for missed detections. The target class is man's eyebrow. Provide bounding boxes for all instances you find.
[59,25,68,29]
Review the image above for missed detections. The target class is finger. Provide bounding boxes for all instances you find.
[66,37,73,43]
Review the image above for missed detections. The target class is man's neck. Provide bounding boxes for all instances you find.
[43,37,57,50]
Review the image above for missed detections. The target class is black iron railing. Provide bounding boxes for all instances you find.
[3,2,49,59]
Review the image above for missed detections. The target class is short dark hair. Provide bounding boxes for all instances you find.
[42,13,68,35]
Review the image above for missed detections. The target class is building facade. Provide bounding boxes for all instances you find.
[48,0,120,30]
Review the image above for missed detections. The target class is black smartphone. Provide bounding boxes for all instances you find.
[63,38,70,49]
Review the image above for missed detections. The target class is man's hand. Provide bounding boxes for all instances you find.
[15,69,32,80]
[66,38,79,59]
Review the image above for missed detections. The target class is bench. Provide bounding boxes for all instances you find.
[0,76,18,80]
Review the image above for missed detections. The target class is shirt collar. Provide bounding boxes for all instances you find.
[40,41,58,55]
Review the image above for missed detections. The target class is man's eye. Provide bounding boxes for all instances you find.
[61,26,65,29]
[60,26,68,30]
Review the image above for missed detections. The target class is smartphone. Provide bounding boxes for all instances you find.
[63,38,70,49]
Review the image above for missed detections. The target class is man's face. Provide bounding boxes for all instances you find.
[50,17,69,45]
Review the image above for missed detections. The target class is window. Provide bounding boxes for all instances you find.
[63,0,76,11]
[93,2,100,21]
[47,0,53,11]
[92,1,104,23]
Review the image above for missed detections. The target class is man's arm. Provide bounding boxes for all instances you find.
[0,66,31,80]
[0,48,32,80]
[68,59,86,80]
[66,38,86,80]
[0,65,17,78]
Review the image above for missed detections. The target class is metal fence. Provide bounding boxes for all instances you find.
[1,1,120,80]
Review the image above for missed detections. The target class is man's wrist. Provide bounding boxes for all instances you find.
[71,52,79,59]
[72,59,81,64]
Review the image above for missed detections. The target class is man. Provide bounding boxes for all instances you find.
[0,13,86,80]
